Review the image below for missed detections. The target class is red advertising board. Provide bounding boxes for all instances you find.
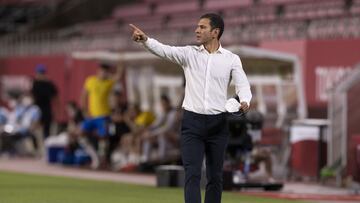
[261,38,360,118]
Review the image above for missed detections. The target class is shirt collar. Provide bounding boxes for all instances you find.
[198,44,224,54]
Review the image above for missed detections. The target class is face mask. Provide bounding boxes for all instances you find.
[8,100,18,108]
[67,108,75,117]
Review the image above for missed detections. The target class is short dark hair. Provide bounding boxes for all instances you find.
[200,13,224,40]
[99,62,112,71]
[7,89,22,100]
[160,94,170,104]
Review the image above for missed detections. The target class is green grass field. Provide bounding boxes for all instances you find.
[0,171,310,203]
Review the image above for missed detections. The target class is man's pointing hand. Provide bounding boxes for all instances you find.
[129,24,148,42]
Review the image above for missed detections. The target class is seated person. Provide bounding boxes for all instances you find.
[0,91,41,156]
[227,99,274,182]
[111,103,155,170]
[140,94,179,163]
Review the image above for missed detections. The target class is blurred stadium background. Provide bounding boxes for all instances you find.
[0,0,360,202]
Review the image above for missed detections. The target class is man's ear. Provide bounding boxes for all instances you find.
[212,28,220,39]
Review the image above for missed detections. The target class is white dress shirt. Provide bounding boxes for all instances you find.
[143,38,252,115]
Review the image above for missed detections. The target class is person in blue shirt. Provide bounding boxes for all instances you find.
[0,91,41,156]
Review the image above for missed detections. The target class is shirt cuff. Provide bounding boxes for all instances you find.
[240,100,250,106]
[239,97,251,107]
[142,37,153,47]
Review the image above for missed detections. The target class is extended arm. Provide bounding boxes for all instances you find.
[130,24,187,66]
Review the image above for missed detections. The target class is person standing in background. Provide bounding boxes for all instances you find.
[31,64,58,139]
[80,62,123,169]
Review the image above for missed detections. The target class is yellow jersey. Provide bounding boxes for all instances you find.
[135,111,156,127]
[85,76,115,117]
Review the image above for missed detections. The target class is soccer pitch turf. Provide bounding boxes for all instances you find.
[0,171,310,203]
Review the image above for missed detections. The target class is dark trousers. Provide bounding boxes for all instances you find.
[0,132,37,154]
[181,110,229,203]
[41,116,52,139]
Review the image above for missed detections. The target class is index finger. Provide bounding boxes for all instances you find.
[129,24,141,31]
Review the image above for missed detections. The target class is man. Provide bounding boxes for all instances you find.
[130,13,252,203]
[31,64,58,139]
[80,63,122,169]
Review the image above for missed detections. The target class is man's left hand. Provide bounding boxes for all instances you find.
[239,102,249,112]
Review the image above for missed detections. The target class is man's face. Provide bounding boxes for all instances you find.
[160,99,170,112]
[97,68,110,79]
[195,18,218,44]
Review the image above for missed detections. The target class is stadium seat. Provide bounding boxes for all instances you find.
[143,0,182,3]
[79,19,119,35]
[155,0,199,15]
[165,11,209,30]
[112,3,150,18]
[284,0,344,20]
[260,0,305,5]
[225,6,276,24]
[120,14,165,28]
[350,1,360,15]
[204,0,252,10]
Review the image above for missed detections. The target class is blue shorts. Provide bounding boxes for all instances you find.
[81,116,109,137]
